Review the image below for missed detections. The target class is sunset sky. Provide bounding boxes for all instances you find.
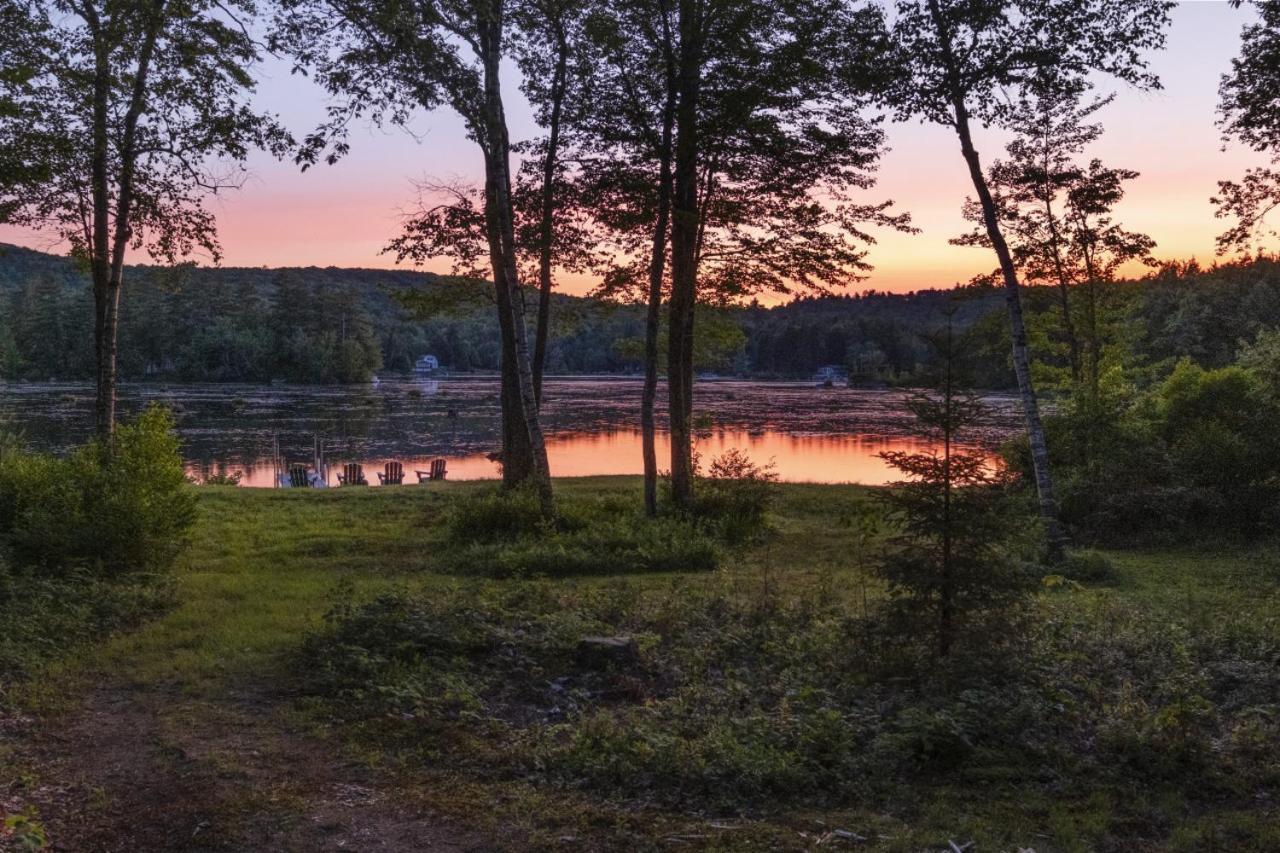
[0,0,1267,296]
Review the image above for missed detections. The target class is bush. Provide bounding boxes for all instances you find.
[692,449,779,545]
[442,485,557,546]
[1058,549,1118,584]
[450,517,718,578]
[441,488,719,578]
[1013,359,1280,541]
[0,405,196,576]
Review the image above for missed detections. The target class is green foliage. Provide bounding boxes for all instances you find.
[1057,549,1118,584]
[0,407,189,698]
[298,564,1280,820]
[0,805,47,852]
[441,488,718,578]
[1028,357,1280,540]
[878,325,1033,658]
[1236,327,1280,394]
[442,486,552,546]
[1151,361,1277,511]
[3,0,291,270]
[612,306,750,375]
[2,480,1273,847]
[1216,1,1280,251]
[0,405,196,575]
[0,311,21,377]
[692,448,779,545]
[1134,257,1280,372]
[0,561,174,698]
[7,245,1280,388]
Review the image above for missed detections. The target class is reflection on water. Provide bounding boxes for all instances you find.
[205,429,993,488]
[0,378,1019,487]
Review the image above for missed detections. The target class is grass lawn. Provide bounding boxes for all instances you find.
[91,478,875,694]
[5,478,1280,851]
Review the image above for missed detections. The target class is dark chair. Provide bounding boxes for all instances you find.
[288,464,309,488]
[377,461,404,485]
[338,462,368,486]
[416,458,447,483]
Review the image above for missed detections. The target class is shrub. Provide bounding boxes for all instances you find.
[1058,549,1118,583]
[1012,359,1280,541]
[1145,361,1280,530]
[692,448,779,545]
[440,488,719,578]
[450,517,718,578]
[297,568,1280,824]
[0,405,196,576]
[442,485,552,546]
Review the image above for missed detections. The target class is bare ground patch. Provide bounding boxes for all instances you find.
[3,682,491,852]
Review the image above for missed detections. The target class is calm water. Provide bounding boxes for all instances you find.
[0,378,1021,486]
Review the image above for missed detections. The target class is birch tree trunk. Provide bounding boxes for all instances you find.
[928,0,1065,561]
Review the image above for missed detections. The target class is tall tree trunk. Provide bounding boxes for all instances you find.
[642,6,677,518]
[496,277,535,486]
[666,0,701,511]
[479,4,555,515]
[531,18,569,404]
[85,0,165,441]
[928,0,1065,562]
[87,4,113,440]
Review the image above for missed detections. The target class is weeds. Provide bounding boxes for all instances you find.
[0,561,174,701]
[299,571,1280,824]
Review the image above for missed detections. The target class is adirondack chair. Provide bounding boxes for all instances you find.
[416,458,447,482]
[377,461,404,485]
[338,462,368,486]
[288,464,310,488]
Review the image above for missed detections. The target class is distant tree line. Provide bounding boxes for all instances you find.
[5,243,1280,392]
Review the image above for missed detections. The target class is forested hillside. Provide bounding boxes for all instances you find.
[4,243,1280,387]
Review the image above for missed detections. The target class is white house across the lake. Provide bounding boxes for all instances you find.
[415,354,441,374]
[813,365,848,385]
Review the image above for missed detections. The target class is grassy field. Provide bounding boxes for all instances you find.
[83,479,874,694]
[4,479,1280,851]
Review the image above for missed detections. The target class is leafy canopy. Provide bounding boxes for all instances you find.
[3,0,290,265]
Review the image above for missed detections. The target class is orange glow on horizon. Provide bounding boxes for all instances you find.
[0,3,1264,298]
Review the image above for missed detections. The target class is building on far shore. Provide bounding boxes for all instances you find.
[812,365,848,386]
[415,354,441,375]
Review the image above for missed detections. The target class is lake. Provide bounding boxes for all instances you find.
[0,378,1022,486]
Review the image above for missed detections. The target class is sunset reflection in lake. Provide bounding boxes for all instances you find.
[211,428,996,488]
[1,378,1015,488]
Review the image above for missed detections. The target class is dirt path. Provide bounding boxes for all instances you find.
[4,682,488,852]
